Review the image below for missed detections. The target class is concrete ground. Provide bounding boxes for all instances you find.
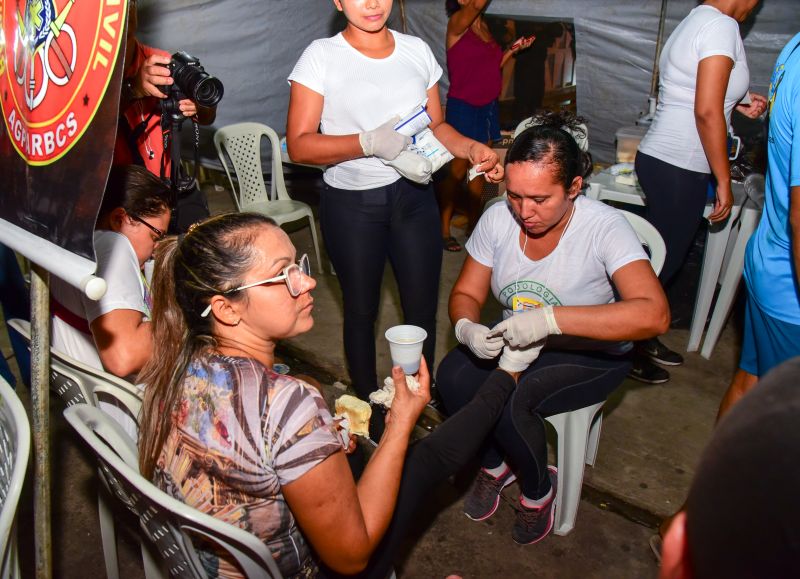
[1,169,743,578]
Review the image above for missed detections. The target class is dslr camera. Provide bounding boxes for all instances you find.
[160,50,224,122]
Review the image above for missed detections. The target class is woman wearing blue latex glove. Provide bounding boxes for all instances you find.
[437,110,669,545]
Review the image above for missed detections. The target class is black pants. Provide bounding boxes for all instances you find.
[320,179,442,403]
[436,346,630,499]
[323,369,518,579]
[635,151,710,286]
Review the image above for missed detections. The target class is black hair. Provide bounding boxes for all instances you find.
[98,164,174,219]
[506,110,593,190]
[685,357,800,577]
[445,0,461,17]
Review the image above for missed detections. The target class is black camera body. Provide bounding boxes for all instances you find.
[161,51,224,122]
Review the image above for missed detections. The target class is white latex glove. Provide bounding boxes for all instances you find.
[359,116,411,161]
[384,150,433,184]
[491,306,561,348]
[455,318,504,359]
[498,340,545,373]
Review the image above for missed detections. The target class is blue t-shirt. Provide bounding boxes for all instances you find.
[744,33,800,324]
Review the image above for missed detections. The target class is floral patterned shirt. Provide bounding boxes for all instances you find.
[154,352,341,578]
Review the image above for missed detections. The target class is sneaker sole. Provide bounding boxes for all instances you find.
[464,473,517,522]
[644,353,683,367]
[513,466,557,545]
[627,372,670,385]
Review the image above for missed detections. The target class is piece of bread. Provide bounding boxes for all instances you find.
[334,395,372,438]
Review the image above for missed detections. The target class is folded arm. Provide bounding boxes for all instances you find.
[91,309,152,378]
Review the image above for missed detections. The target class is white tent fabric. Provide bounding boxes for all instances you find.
[137,0,798,164]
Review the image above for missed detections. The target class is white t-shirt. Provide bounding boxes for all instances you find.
[466,196,648,351]
[638,5,750,173]
[288,30,442,190]
[50,230,147,439]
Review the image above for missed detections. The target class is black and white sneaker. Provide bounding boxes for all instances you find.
[627,355,670,384]
[637,337,684,366]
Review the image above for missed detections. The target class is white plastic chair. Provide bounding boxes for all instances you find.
[63,404,282,579]
[0,377,30,579]
[7,319,142,424]
[544,209,665,536]
[8,317,143,579]
[687,174,764,358]
[214,123,323,274]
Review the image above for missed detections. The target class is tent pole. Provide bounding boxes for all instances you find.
[650,0,669,98]
[30,264,52,579]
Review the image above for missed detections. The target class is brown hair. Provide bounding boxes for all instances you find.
[138,212,277,478]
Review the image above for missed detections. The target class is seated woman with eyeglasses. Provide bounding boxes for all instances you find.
[50,164,173,380]
[138,212,524,578]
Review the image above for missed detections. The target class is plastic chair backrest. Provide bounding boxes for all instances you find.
[7,318,143,437]
[617,210,666,276]
[213,122,289,211]
[0,377,30,579]
[63,405,282,579]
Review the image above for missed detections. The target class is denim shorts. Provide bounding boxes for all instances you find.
[445,96,501,143]
[739,294,800,377]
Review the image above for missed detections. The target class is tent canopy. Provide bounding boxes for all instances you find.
[138,0,797,164]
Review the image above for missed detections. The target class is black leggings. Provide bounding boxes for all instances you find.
[436,346,630,499]
[635,151,710,286]
[323,370,518,579]
[320,179,442,401]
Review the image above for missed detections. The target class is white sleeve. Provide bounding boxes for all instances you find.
[465,204,503,268]
[594,211,650,277]
[287,41,326,95]
[419,37,443,90]
[696,17,739,61]
[83,233,146,323]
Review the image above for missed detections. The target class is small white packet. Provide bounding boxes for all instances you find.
[334,414,351,448]
[394,101,432,137]
[409,128,454,174]
[468,165,485,181]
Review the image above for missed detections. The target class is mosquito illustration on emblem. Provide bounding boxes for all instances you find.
[1,0,127,165]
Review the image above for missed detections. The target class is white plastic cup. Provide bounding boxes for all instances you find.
[385,325,427,374]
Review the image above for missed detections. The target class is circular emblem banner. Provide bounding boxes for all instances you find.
[0,0,127,165]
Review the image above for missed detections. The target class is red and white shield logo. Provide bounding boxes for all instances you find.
[0,0,127,165]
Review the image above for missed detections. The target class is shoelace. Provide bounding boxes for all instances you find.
[516,503,546,529]
[476,472,506,500]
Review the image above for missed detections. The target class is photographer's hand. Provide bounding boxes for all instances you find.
[178,99,197,117]
[134,54,172,99]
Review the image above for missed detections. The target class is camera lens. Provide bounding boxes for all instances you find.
[170,51,224,108]
[192,76,224,108]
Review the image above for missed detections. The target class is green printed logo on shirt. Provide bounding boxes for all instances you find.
[499,280,562,312]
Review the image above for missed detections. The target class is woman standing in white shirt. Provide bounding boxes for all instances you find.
[286,0,503,432]
[633,0,767,383]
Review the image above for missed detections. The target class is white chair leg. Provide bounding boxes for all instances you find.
[700,207,760,359]
[142,539,166,579]
[545,402,604,536]
[687,210,737,352]
[98,489,120,579]
[306,214,324,275]
[585,412,603,467]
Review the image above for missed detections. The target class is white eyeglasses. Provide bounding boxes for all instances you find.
[200,254,311,318]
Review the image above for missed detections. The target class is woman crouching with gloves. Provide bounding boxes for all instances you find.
[436,110,670,545]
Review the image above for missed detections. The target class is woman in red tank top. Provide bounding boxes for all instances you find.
[437,0,534,252]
